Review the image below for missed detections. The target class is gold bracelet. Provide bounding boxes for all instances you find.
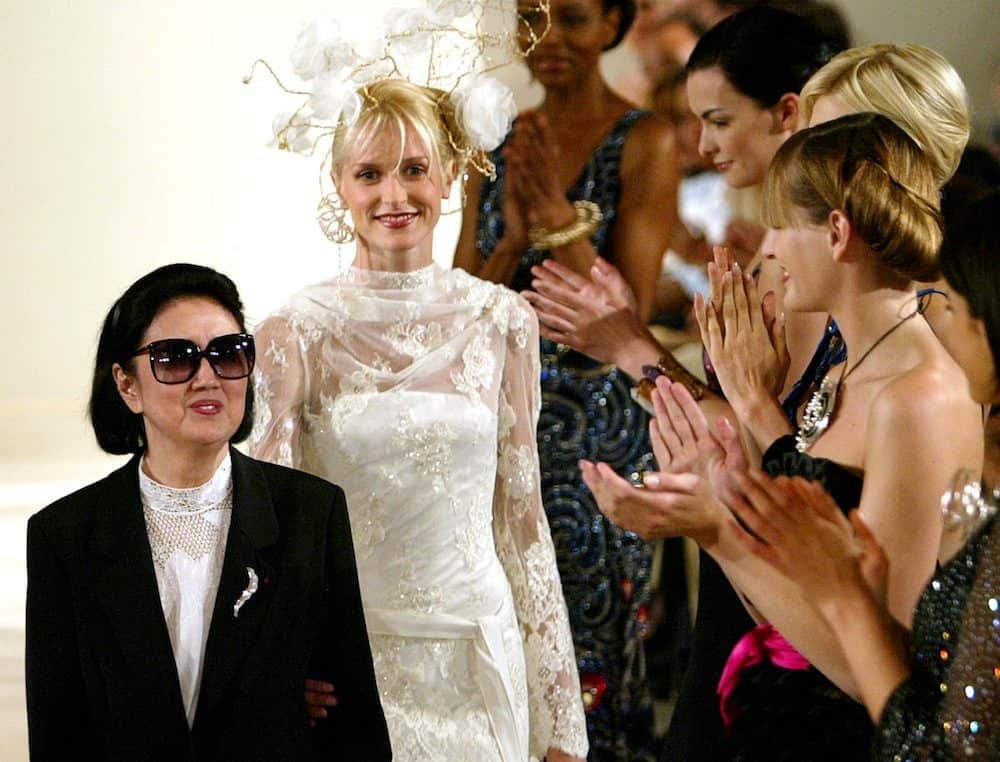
[528,200,603,250]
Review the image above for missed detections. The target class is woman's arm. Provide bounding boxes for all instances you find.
[490,296,587,761]
[248,314,308,468]
[612,115,679,322]
[858,375,983,626]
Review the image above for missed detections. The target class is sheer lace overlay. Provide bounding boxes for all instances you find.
[250,264,587,760]
[139,454,232,727]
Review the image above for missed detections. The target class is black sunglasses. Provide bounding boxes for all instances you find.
[127,333,255,385]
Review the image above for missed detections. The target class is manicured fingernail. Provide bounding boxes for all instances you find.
[643,473,660,488]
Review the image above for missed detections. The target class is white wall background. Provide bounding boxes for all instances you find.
[2,0,997,477]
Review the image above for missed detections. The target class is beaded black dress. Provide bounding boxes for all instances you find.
[875,512,999,759]
[475,110,656,761]
[721,435,874,761]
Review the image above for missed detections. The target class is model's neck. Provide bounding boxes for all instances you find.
[540,75,616,121]
[142,441,229,488]
[352,241,434,273]
[829,286,919,372]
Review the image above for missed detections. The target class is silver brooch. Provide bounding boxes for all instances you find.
[233,566,259,618]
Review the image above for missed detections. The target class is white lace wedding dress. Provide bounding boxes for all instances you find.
[250,263,588,761]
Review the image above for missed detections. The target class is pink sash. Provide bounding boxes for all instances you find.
[717,623,811,727]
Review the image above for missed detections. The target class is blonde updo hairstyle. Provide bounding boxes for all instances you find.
[763,112,943,283]
[329,79,470,187]
[800,44,969,188]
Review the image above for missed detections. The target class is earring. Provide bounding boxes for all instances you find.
[317,193,355,244]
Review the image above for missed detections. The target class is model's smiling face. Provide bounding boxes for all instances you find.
[337,124,452,263]
[686,66,788,189]
[767,206,834,313]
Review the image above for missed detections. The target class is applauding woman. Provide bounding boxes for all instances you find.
[727,189,1000,759]
[25,264,389,761]
[582,113,981,759]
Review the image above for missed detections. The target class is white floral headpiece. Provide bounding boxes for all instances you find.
[245,1,550,181]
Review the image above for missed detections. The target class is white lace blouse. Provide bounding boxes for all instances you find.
[139,453,232,728]
[250,264,588,760]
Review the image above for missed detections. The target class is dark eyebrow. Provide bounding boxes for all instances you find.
[700,108,726,120]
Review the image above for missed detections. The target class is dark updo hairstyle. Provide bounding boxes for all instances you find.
[602,0,636,50]
[762,112,943,282]
[685,6,842,106]
[939,188,1000,379]
[89,263,254,455]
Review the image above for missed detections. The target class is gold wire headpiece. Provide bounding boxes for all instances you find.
[244,1,550,194]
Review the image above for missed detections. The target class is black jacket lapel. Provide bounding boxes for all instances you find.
[89,455,189,733]
[193,450,279,722]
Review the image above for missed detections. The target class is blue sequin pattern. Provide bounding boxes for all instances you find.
[475,110,656,760]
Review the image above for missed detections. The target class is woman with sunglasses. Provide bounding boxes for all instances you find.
[24,263,390,761]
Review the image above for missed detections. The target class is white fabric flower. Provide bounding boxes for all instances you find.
[290,16,356,81]
[384,7,439,59]
[429,0,474,24]
[451,75,516,151]
[269,112,313,154]
[309,70,363,124]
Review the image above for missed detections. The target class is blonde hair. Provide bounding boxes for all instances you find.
[329,79,468,183]
[800,44,969,188]
[763,112,942,282]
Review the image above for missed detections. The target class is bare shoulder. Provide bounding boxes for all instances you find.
[870,358,977,435]
[621,114,675,169]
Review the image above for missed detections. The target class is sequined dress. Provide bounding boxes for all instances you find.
[874,512,999,759]
[476,110,656,759]
[722,435,873,760]
[250,264,588,761]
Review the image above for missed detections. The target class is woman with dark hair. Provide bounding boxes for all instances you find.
[724,188,1000,759]
[453,1,677,756]
[25,263,389,761]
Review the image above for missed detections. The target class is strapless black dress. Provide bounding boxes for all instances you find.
[722,435,872,761]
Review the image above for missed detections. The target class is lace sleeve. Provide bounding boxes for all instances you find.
[492,299,589,759]
[875,518,1000,760]
[249,313,307,468]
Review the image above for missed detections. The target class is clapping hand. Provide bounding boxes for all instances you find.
[695,248,788,421]
[648,377,747,504]
[524,257,644,366]
[507,111,575,230]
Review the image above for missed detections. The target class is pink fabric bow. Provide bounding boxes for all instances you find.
[717,623,811,727]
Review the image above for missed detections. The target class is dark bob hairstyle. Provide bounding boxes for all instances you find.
[602,0,636,50]
[89,263,254,455]
[686,6,842,106]
[939,188,1000,381]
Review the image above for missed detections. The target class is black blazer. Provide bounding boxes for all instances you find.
[25,448,391,761]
